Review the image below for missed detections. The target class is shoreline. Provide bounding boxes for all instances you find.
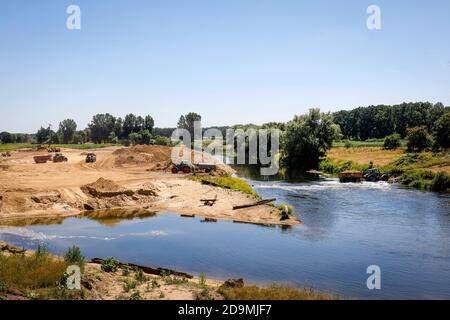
[0,146,300,227]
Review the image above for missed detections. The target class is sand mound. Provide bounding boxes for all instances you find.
[112,145,234,175]
[81,178,132,198]
[113,145,172,170]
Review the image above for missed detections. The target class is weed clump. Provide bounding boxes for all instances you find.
[101,257,119,273]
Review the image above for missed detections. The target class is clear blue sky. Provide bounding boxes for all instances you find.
[1,0,450,133]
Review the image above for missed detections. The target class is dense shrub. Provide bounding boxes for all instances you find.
[433,113,450,149]
[431,172,450,192]
[383,133,401,150]
[406,126,432,152]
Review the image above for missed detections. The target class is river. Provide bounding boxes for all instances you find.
[1,174,449,299]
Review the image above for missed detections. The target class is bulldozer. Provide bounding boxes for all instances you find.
[52,153,68,163]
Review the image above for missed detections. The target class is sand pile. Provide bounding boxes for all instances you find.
[81,178,133,198]
[113,145,172,170]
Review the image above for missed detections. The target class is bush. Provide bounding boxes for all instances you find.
[433,113,450,149]
[153,135,172,146]
[64,246,85,272]
[384,133,401,150]
[101,257,119,273]
[431,172,450,192]
[406,126,432,152]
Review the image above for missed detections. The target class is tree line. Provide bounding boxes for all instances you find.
[332,102,448,140]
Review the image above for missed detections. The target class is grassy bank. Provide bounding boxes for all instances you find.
[219,284,337,300]
[189,175,259,198]
[0,143,118,151]
[1,244,337,300]
[321,147,450,192]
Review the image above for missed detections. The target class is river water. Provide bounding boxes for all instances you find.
[1,176,449,299]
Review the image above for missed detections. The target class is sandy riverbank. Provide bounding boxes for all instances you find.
[0,145,300,226]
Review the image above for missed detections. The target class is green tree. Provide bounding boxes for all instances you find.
[128,132,142,145]
[88,114,117,143]
[123,114,137,137]
[58,119,77,144]
[178,112,201,143]
[433,113,450,149]
[36,126,53,144]
[144,115,154,132]
[282,109,340,170]
[406,126,432,152]
[383,133,401,150]
[0,132,13,144]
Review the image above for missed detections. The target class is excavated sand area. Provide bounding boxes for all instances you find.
[0,146,299,226]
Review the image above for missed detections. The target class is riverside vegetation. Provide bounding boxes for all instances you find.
[0,244,336,300]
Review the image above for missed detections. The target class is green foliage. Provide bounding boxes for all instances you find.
[88,113,117,143]
[199,272,207,288]
[153,135,172,146]
[431,172,450,192]
[129,291,142,300]
[406,126,432,152]
[319,159,370,175]
[433,112,450,149]
[190,176,259,198]
[0,248,68,291]
[101,257,119,273]
[276,204,294,215]
[332,102,445,140]
[0,131,14,144]
[134,268,146,282]
[58,119,77,144]
[400,170,434,190]
[178,112,202,142]
[122,279,137,292]
[384,133,401,150]
[282,109,340,170]
[64,246,85,272]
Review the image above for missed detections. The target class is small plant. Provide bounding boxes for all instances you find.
[64,246,85,272]
[159,291,165,299]
[151,279,160,289]
[199,272,207,288]
[122,265,130,276]
[129,291,142,300]
[135,268,146,282]
[0,279,7,293]
[123,279,137,293]
[164,275,188,285]
[101,257,119,273]
[344,140,352,149]
[277,204,294,216]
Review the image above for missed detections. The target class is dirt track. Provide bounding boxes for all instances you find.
[0,146,299,226]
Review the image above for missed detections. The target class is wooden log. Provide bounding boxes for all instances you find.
[232,198,276,210]
[90,258,193,279]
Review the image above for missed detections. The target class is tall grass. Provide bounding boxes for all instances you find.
[219,284,337,300]
[0,248,67,291]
